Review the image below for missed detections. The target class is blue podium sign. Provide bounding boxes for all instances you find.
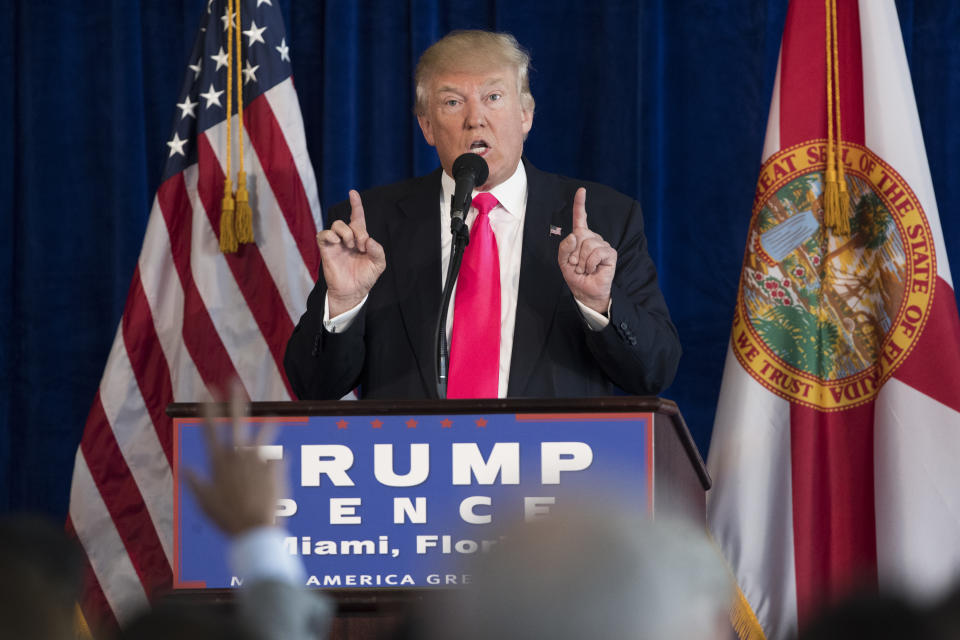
[173,411,653,589]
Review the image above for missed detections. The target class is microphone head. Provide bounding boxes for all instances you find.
[452,153,490,187]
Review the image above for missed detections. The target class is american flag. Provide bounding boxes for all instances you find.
[66,0,320,630]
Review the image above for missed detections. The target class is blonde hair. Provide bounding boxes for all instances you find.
[414,30,535,116]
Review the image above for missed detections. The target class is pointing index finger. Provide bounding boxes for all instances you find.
[348,190,367,232]
[572,187,588,231]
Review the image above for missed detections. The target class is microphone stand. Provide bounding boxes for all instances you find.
[435,206,470,399]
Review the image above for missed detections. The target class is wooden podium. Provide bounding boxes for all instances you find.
[167,396,709,640]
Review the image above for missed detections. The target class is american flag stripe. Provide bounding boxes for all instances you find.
[66,516,119,631]
[70,0,321,629]
[120,266,175,463]
[100,325,175,561]
[263,81,324,257]
[137,206,212,402]
[195,130,296,397]
[244,91,322,276]
[80,394,172,591]
[70,449,151,625]
[157,173,247,393]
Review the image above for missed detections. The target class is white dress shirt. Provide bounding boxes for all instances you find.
[323,161,608,398]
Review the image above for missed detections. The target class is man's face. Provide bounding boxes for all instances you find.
[417,66,533,190]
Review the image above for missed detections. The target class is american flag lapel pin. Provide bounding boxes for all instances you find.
[550,225,562,236]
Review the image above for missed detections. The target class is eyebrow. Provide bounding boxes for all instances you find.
[436,77,507,94]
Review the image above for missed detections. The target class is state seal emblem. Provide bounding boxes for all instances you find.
[732,140,936,411]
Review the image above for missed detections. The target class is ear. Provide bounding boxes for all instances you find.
[417,114,436,147]
[520,106,533,136]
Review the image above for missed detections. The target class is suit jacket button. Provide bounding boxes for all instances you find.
[619,321,628,330]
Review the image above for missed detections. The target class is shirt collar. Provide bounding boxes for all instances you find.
[440,160,527,218]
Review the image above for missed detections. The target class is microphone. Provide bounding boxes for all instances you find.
[436,153,488,398]
[450,153,489,226]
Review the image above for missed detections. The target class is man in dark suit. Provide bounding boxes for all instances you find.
[285,30,679,400]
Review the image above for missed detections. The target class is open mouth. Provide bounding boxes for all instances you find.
[469,140,490,156]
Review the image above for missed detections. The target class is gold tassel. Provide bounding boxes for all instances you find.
[730,585,768,640]
[823,167,842,232]
[74,603,93,640]
[220,178,238,253]
[235,170,254,244]
[836,176,852,235]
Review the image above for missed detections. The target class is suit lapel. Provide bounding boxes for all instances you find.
[507,160,569,396]
[386,170,443,398]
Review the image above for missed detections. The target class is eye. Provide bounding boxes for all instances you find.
[443,98,460,108]
[488,92,502,102]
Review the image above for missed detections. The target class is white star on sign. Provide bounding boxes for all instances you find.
[276,37,290,62]
[244,21,267,46]
[188,60,202,79]
[221,7,236,31]
[242,60,260,84]
[200,83,224,108]
[211,46,229,71]
[167,132,188,157]
[177,95,198,119]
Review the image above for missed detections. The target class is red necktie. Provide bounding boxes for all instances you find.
[448,192,501,398]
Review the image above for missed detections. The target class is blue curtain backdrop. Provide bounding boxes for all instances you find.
[1,0,958,517]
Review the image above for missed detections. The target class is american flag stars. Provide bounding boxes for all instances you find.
[176,96,198,119]
[161,0,296,182]
[242,60,259,84]
[243,21,267,46]
[166,132,187,157]
[220,7,235,31]
[275,37,290,62]
[199,83,224,109]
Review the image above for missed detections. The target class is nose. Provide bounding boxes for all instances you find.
[464,98,485,128]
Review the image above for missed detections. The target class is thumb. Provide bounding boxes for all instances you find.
[366,236,387,270]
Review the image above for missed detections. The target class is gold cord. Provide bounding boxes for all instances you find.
[234,0,255,244]
[830,0,852,231]
[822,0,850,235]
[220,0,238,253]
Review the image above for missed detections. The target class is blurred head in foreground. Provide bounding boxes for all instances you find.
[424,504,733,640]
[116,602,258,640]
[796,591,942,640]
[0,515,84,640]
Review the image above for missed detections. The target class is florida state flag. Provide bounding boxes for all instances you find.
[707,1,960,638]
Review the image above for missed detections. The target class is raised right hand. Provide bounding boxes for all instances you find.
[317,190,386,317]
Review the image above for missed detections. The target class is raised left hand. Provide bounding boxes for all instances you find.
[557,188,617,315]
[183,383,286,537]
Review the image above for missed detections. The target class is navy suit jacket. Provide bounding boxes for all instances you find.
[284,159,680,399]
